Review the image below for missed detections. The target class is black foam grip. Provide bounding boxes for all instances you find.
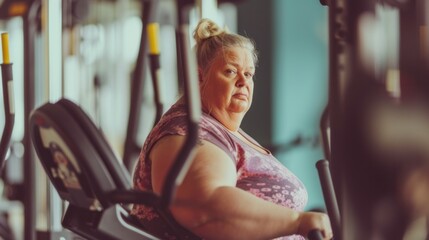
[308,229,324,240]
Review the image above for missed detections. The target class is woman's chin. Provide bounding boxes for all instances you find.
[229,103,250,114]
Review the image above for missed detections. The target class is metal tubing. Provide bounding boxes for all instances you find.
[123,0,159,172]
[161,0,201,206]
[0,63,14,169]
[149,54,163,126]
[316,159,341,239]
[24,1,41,239]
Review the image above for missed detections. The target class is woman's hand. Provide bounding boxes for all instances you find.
[297,212,333,240]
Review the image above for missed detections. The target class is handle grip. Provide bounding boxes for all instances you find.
[308,229,324,240]
[316,159,341,237]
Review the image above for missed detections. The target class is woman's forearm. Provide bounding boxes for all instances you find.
[172,186,301,240]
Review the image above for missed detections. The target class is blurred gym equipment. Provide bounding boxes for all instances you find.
[321,0,429,239]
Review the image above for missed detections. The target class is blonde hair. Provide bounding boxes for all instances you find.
[193,18,258,72]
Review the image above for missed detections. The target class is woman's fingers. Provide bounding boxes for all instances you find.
[298,211,333,239]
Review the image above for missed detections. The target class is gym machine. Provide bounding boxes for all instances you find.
[30,0,203,239]
[320,0,429,239]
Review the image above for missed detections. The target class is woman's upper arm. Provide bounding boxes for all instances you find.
[150,135,237,199]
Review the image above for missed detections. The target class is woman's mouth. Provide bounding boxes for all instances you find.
[233,93,248,100]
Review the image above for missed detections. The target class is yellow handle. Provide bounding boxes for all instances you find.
[147,23,160,55]
[1,33,10,64]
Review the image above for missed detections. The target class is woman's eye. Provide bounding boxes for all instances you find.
[245,72,254,78]
[225,69,237,76]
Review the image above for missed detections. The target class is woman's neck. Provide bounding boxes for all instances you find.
[205,108,244,132]
[177,97,245,132]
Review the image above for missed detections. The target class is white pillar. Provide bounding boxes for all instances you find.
[43,0,63,232]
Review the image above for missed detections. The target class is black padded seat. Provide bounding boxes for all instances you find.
[30,99,160,240]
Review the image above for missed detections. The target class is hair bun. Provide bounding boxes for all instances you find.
[194,19,224,44]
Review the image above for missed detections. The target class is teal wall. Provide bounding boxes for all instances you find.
[272,0,328,210]
[238,1,328,210]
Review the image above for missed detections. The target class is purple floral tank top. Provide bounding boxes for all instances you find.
[131,102,308,240]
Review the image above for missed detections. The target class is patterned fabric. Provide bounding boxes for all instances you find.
[131,102,308,240]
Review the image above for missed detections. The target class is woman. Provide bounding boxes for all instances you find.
[132,19,332,240]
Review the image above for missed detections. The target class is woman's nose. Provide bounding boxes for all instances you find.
[236,74,247,87]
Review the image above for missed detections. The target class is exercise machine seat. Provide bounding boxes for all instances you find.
[29,98,161,240]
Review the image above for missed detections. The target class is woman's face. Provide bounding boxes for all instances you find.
[200,47,255,115]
